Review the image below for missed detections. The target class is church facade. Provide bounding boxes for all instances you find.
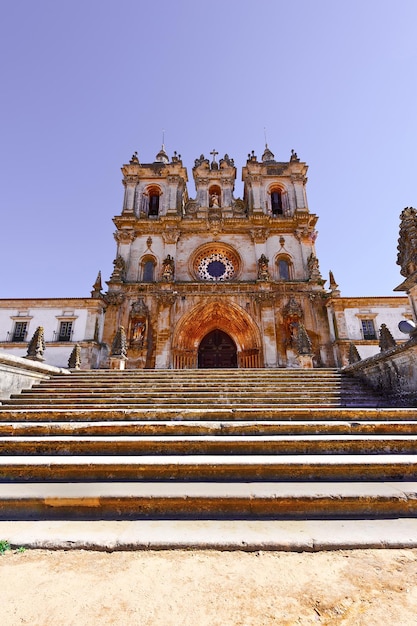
[0,146,412,369]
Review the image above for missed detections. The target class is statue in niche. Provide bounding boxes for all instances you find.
[162,254,175,281]
[129,299,148,348]
[257,254,270,281]
[131,319,146,347]
[210,192,220,208]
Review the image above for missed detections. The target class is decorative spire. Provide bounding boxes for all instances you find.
[68,344,81,370]
[25,326,45,362]
[328,270,340,296]
[296,323,312,355]
[348,343,362,364]
[155,144,169,164]
[91,271,103,298]
[111,326,127,358]
[262,144,275,162]
[379,324,397,352]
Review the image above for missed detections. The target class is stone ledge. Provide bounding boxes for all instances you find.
[0,352,70,401]
[2,518,417,551]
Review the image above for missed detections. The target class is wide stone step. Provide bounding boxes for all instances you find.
[0,407,411,422]
[1,454,416,481]
[1,434,417,456]
[1,420,416,437]
[0,482,416,521]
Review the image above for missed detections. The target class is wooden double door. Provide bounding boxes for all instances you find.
[198,329,237,369]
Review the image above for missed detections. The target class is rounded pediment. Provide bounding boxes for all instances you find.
[190,243,241,281]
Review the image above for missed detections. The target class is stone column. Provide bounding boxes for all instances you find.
[256,292,277,367]
[155,291,177,368]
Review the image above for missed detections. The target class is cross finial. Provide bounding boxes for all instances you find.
[210,148,218,163]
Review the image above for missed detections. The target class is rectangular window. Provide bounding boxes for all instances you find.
[58,321,73,342]
[361,319,376,340]
[12,321,28,342]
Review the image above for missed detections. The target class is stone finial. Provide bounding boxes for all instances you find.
[307,253,323,283]
[130,151,139,164]
[257,254,270,281]
[348,342,362,364]
[379,324,397,352]
[91,271,103,298]
[397,207,417,278]
[329,270,340,297]
[290,149,300,162]
[296,323,312,355]
[68,344,81,369]
[109,255,126,283]
[111,326,127,358]
[25,326,45,362]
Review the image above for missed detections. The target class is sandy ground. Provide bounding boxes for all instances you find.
[2,548,417,625]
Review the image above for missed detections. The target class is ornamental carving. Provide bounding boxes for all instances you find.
[114,229,135,244]
[254,292,275,305]
[157,292,177,307]
[250,228,269,244]
[123,175,139,186]
[162,229,180,244]
[397,207,417,277]
[105,291,125,306]
[184,199,199,216]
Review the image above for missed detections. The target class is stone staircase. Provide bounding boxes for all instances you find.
[0,368,416,549]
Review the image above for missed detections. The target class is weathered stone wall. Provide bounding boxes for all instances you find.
[0,352,70,401]
[342,337,417,406]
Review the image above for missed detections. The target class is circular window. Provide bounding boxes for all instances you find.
[193,245,240,281]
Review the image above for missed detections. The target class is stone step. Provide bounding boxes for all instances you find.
[17,382,366,393]
[0,407,411,421]
[0,482,416,521]
[2,518,417,550]
[1,420,416,436]
[1,434,417,456]
[1,454,416,482]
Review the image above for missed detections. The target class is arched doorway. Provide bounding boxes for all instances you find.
[198,329,237,368]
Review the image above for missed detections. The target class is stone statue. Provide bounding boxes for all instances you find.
[210,192,220,208]
[257,254,270,281]
[162,255,175,282]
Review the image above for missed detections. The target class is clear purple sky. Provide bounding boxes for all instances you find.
[1,1,416,298]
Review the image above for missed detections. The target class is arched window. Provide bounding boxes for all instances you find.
[271,190,283,215]
[143,186,162,217]
[141,257,156,282]
[269,185,287,216]
[276,256,293,281]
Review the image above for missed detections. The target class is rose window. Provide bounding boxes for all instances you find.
[195,249,238,281]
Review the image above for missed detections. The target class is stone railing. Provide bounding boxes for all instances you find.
[342,336,417,407]
[0,352,70,401]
